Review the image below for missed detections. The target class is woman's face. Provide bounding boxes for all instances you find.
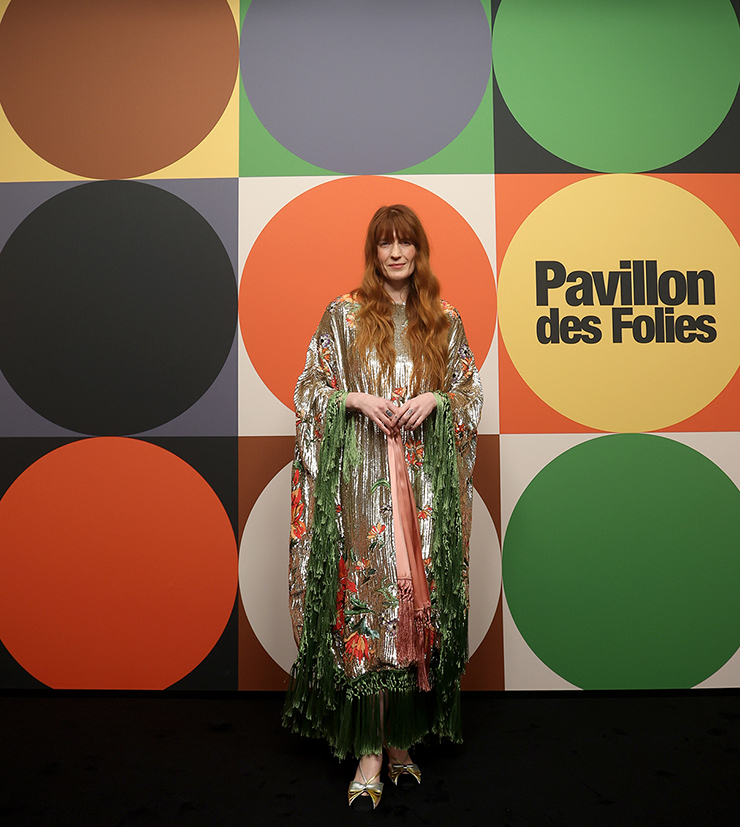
[376,232,416,292]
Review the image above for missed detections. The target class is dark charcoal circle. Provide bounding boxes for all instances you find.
[0,181,236,435]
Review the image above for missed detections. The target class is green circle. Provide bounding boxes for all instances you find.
[493,0,740,172]
[502,435,740,689]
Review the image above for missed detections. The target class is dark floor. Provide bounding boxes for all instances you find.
[1,690,739,826]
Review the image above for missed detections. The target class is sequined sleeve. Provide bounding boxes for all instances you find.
[289,306,342,645]
[441,303,483,571]
[294,308,343,479]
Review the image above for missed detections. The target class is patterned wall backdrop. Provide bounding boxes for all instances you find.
[0,0,738,692]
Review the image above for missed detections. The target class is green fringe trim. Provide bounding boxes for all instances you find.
[342,415,361,483]
[425,392,469,732]
[282,390,466,759]
[284,667,462,759]
[283,390,347,730]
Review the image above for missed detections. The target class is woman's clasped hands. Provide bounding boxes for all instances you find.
[345,392,437,436]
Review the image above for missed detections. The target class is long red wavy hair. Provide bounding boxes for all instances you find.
[354,205,449,394]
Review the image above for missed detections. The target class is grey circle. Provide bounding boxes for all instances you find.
[240,0,491,174]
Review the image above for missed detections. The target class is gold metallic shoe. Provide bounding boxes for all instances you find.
[387,755,421,788]
[348,764,383,811]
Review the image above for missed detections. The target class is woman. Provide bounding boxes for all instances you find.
[283,204,483,810]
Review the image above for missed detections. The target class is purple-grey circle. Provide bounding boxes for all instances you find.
[240,0,491,174]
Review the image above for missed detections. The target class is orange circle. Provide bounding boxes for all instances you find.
[0,0,238,179]
[0,438,237,689]
[239,176,496,410]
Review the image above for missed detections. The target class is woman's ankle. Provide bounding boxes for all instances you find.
[385,746,412,764]
[354,753,383,782]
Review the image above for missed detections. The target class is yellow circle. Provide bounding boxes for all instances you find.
[498,175,740,432]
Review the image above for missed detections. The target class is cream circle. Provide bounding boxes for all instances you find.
[468,488,501,655]
[239,464,296,674]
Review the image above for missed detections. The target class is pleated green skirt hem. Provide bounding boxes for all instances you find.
[282,665,463,759]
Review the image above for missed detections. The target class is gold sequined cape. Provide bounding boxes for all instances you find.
[284,293,482,758]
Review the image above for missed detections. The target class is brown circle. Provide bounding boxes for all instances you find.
[0,0,238,179]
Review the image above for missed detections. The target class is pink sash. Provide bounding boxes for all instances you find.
[387,431,433,691]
